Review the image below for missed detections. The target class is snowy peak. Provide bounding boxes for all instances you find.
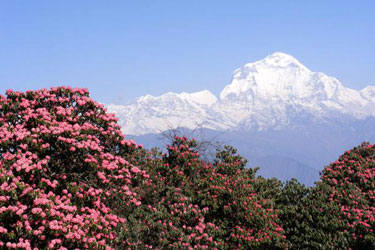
[220,52,312,100]
[180,90,217,106]
[252,52,309,71]
[361,86,375,101]
[134,90,217,106]
[106,52,375,135]
[220,52,337,102]
[106,89,220,136]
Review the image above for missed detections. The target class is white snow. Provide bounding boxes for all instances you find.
[106,52,375,135]
[179,90,217,106]
[360,86,375,101]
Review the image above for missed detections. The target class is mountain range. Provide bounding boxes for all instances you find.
[106,52,375,186]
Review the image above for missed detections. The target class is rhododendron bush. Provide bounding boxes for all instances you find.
[273,143,375,249]
[1,86,375,249]
[123,138,288,249]
[319,142,375,249]
[0,87,148,249]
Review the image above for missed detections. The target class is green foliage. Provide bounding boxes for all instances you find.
[119,138,288,249]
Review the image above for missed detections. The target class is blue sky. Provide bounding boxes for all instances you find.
[1,1,374,103]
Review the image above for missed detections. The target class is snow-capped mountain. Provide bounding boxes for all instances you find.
[107,52,375,136]
[106,52,375,185]
[107,90,220,136]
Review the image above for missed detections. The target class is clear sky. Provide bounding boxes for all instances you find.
[1,1,374,104]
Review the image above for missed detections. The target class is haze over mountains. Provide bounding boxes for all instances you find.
[107,52,375,185]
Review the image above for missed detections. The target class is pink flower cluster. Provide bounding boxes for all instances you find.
[0,87,149,249]
[322,142,375,242]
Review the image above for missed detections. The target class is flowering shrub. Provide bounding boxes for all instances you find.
[320,142,375,248]
[275,143,375,249]
[274,179,346,249]
[123,137,288,249]
[120,138,223,249]
[0,87,148,249]
[198,145,287,249]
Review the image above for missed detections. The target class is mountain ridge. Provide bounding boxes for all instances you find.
[107,52,375,136]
